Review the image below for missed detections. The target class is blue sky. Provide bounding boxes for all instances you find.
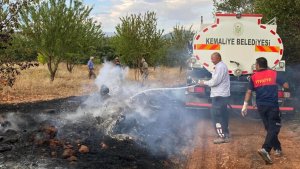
[84,0,214,33]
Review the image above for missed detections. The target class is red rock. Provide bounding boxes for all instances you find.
[49,139,60,149]
[67,156,78,161]
[43,125,58,138]
[63,144,73,149]
[62,148,74,159]
[79,145,89,153]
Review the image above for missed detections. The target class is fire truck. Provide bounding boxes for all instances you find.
[185,13,295,114]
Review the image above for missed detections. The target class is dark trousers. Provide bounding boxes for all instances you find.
[89,69,96,79]
[257,105,281,152]
[211,96,229,138]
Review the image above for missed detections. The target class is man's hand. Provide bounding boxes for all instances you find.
[241,101,248,117]
[198,80,205,86]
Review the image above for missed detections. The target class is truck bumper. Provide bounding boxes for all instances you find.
[185,102,294,112]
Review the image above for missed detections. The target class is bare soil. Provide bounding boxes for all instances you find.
[185,114,300,169]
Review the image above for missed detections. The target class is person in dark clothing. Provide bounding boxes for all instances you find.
[241,57,289,165]
[114,57,121,67]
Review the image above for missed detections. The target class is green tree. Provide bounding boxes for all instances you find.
[63,2,104,72]
[213,0,255,13]
[19,0,103,80]
[255,0,300,64]
[112,11,165,79]
[166,25,194,72]
[97,36,117,62]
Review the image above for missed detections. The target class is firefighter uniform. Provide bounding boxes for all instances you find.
[248,69,286,153]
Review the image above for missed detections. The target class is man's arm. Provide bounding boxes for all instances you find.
[244,89,252,103]
[241,89,252,117]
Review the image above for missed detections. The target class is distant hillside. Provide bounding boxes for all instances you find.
[104,32,115,37]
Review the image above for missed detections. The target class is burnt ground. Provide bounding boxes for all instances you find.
[0,95,184,169]
[1,89,300,169]
[0,92,198,169]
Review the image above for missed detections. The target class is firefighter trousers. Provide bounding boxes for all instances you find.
[211,96,230,138]
[257,105,281,152]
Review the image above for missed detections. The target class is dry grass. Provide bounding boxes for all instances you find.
[0,63,186,104]
[127,66,186,86]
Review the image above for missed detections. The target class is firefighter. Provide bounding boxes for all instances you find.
[140,57,149,86]
[87,56,96,79]
[241,57,289,164]
[198,52,230,144]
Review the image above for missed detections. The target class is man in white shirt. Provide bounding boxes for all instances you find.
[199,52,230,144]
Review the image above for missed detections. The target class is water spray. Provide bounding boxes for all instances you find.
[129,85,196,100]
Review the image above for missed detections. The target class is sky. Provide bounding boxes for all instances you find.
[85,0,215,34]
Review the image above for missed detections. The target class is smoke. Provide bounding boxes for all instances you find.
[71,61,200,156]
[122,90,199,155]
[0,113,20,132]
[46,61,199,156]
[0,61,201,159]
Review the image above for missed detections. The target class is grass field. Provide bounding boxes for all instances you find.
[0,63,186,104]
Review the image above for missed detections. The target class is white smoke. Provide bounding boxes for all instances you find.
[65,61,200,156]
[1,61,200,158]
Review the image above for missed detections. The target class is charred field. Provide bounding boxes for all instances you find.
[0,89,198,169]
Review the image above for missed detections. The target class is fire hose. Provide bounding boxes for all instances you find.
[129,85,196,100]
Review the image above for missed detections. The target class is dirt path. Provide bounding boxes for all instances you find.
[185,116,300,169]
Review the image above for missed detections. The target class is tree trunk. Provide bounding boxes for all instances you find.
[50,71,55,81]
[179,65,183,73]
[47,57,58,81]
[66,62,74,73]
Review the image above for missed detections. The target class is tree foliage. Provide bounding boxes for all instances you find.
[0,0,38,88]
[63,2,104,72]
[254,0,300,64]
[19,0,104,80]
[112,11,165,79]
[165,25,194,71]
[213,0,255,13]
[97,36,117,62]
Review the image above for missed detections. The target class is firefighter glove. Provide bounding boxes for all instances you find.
[241,101,248,117]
